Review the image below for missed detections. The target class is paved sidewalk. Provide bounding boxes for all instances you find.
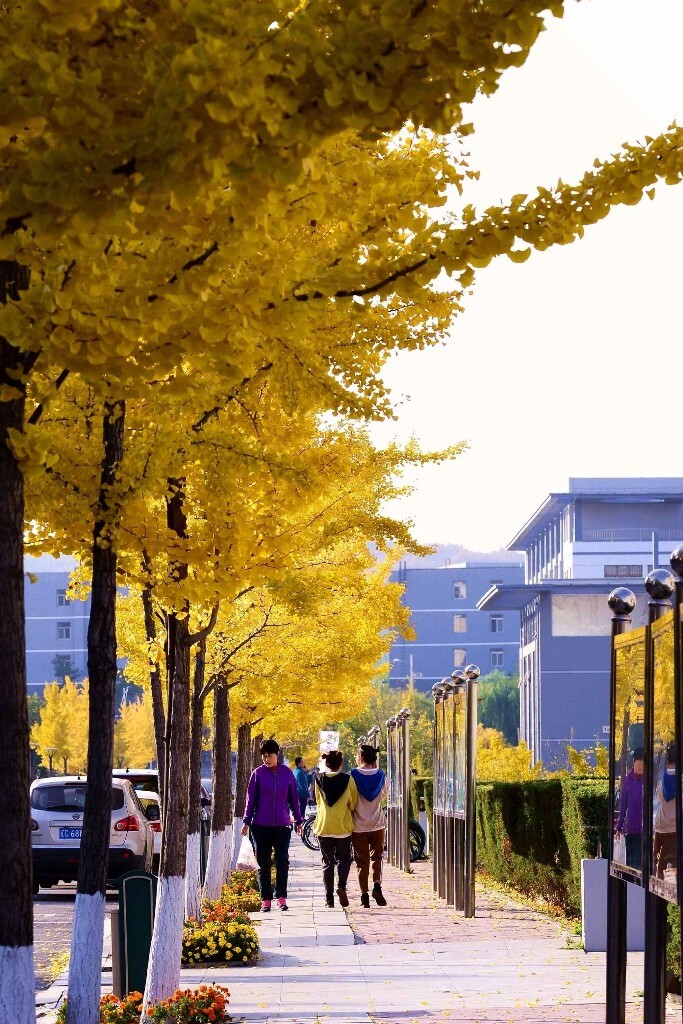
[178,842,658,1024]
[37,840,678,1023]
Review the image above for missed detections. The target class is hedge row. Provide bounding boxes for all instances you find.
[413,776,608,916]
[476,777,608,915]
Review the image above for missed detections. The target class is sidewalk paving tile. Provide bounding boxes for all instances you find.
[37,838,682,1024]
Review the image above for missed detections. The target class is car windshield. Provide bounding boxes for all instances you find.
[31,785,125,812]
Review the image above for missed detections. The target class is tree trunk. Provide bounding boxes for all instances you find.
[231,722,252,870]
[141,578,166,804]
[68,401,125,1024]
[204,677,231,898]
[143,483,190,1018]
[0,314,35,1022]
[185,638,205,922]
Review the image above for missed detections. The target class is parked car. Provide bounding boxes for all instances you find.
[113,767,212,817]
[31,776,154,892]
[137,791,162,872]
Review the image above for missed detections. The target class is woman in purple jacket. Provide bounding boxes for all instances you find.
[615,746,644,872]
[242,739,303,911]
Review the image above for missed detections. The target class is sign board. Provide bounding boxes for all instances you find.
[319,730,340,753]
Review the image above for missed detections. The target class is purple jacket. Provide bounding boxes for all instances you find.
[617,769,643,835]
[244,764,302,828]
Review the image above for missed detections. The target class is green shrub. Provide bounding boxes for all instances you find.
[475,777,609,916]
[560,778,609,913]
[668,902,681,987]
[414,776,433,821]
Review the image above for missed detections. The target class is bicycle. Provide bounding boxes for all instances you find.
[300,812,426,862]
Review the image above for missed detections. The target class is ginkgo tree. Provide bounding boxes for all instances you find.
[3,2,683,1019]
[26,351,458,1010]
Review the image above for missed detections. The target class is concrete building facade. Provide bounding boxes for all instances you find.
[25,555,91,693]
[388,562,524,693]
[479,478,683,763]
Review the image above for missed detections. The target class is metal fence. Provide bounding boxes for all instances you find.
[386,709,411,871]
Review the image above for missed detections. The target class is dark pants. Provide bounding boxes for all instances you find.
[352,829,385,893]
[251,824,291,900]
[319,835,353,894]
[625,832,642,873]
[653,831,677,878]
[299,793,309,819]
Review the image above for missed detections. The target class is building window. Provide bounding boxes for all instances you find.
[604,565,643,579]
[453,614,467,633]
[453,582,466,600]
[56,589,70,607]
[490,615,503,633]
[491,649,504,670]
[453,648,467,668]
[57,622,71,640]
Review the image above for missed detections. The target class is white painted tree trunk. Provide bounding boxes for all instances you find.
[230,817,243,871]
[141,875,184,1023]
[0,945,36,1024]
[184,832,202,923]
[66,893,106,1024]
[222,824,232,885]
[203,826,227,900]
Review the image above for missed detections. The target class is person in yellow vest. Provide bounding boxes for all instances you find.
[313,750,358,907]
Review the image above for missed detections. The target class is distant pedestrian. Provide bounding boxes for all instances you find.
[615,746,644,872]
[351,744,387,908]
[313,750,358,907]
[653,742,677,879]
[242,739,303,912]
[293,756,310,820]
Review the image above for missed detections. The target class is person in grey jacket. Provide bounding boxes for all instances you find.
[242,739,303,911]
[350,744,387,908]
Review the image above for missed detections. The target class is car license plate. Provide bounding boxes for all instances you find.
[58,827,82,840]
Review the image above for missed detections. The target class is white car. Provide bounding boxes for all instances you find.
[137,791,162,872]
[31,776,154,892]
[113,767,212,818]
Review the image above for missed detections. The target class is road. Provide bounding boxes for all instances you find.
[33,884,116,990]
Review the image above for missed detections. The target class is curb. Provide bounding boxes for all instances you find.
[35,912,112,1021]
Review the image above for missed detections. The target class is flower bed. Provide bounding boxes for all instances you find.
[181,869,260,967]
[214,870,261,914]
[182,919,259,965]
[57,986,230,1023]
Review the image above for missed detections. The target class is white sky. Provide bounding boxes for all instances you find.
[371,0,683,551]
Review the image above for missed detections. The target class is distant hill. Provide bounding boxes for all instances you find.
[398,543,522,568]
[370,542,522,568]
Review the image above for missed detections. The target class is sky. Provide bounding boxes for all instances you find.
[370,0,683,552]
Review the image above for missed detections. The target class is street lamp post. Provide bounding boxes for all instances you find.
[29,741,39,781]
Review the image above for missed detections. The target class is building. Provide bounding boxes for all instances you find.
[388,562,524,694]
[479,478,683,763]
[25,555,91,693]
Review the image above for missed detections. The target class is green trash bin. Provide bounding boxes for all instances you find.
[113,870,157,996]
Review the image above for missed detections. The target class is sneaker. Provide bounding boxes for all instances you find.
[360,892,370,909]
[336,886,349,908]
[277,897,288,911]
[325,892,335,908]
[372,885,387,907]
[261,900,271,912]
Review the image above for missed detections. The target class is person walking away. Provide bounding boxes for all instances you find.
[293,756,310,821]
[351,744,387,908]
[313,750,358,907]
[242,739,303,911]
[653,742,677,879]
[615,746,644,873]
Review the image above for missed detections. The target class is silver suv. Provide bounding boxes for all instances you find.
[31,776,154,892]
